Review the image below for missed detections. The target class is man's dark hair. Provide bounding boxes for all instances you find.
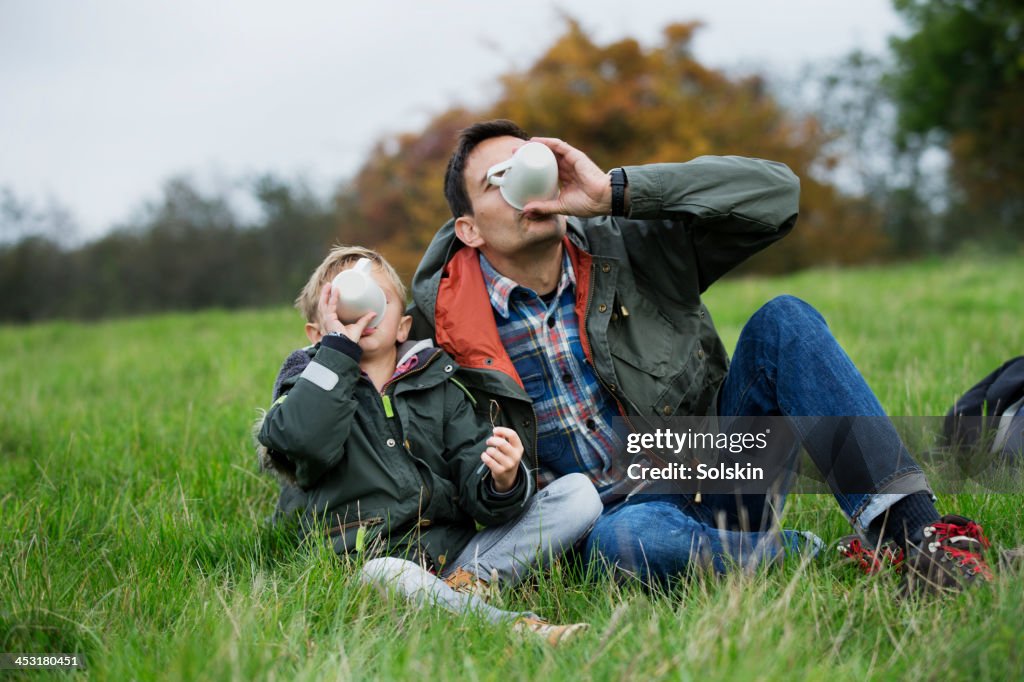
[444,119,530,219]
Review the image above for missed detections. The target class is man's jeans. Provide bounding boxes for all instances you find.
[585,295,931,582]
[361,473,601,622]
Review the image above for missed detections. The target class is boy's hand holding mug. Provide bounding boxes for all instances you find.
[317,282,377,342]
[481,426,523,492]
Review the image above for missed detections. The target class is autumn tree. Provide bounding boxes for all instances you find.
[342,20,886,277]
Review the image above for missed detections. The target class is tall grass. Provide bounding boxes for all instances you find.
[2,254,1022,680]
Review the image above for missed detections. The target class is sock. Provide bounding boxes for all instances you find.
[868,492,939,549]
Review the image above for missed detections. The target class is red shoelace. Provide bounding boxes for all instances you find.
[924,520,993,580]
[839,537,906,575]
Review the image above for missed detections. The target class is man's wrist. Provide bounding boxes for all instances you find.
[609,168,628,217]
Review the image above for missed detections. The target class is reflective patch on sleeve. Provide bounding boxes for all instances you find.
[300,361,339,391]
[273,394,287,406]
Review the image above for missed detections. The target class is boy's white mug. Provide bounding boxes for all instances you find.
[486,141,559,210]
[332,258,387,329]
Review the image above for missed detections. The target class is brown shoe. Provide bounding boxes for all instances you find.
[443,568,490,600]
[512,616,589,646]
[903,515,993,594]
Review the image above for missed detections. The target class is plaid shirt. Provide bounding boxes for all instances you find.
[479,251,622,488]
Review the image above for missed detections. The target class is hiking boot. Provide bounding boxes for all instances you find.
[836,534,905,575]
[903,515,993,594]
[443,568,491,601]
[512,616,589,646]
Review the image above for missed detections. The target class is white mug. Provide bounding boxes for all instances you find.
[486,141,559,210]
[332,258,387,329]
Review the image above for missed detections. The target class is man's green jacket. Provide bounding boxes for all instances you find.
[408,155,800,486]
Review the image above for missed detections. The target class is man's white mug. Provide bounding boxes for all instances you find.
[486,141,559,210]
[332,258,387,329]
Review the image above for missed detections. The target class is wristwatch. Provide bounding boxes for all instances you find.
[609,167,628,217]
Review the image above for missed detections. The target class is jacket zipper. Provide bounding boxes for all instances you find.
[376,352,443,509]
[580,261,684,497]
[579,261,639,434]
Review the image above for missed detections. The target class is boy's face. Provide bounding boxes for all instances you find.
[353,268,412,357]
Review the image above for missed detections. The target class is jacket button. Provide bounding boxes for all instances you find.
[521,419,531,428]
[697,348,704,359]
[608,384,616,392]
[662,405,672,415]
[601,263,611,273]
[386,438,396,447]
[444,364,453,372]
[598,304,608,313]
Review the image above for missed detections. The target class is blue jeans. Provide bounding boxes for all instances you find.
[585,295,931,582]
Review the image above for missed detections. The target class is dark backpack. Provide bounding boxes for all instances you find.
[943,356,1024,458]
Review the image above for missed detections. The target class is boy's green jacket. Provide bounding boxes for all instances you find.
[256,336,532,569]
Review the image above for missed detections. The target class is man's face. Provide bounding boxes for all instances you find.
[456,135,565,258]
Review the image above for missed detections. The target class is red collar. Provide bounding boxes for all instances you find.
[433,237,593,387]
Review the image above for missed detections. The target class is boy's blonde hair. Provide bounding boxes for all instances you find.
[296,245,407,325]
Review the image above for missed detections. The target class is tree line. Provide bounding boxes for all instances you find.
[2,3,1020,323]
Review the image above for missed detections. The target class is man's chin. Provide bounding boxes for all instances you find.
[520,214,565,239]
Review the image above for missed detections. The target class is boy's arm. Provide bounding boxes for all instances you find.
[258,336,363,489]
[442,385,533,527]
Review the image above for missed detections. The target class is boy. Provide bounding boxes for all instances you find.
[255,245,601,645]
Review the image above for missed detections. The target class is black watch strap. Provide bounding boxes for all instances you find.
[609,167,627,217]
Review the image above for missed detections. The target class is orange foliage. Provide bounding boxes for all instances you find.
[335,19,886,283]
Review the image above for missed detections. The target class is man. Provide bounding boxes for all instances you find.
[408,119,992,591]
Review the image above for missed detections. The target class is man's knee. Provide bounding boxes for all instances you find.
[744,294,830,344]
[755,294,821,325]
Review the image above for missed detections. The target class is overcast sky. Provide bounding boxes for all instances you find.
[0,1,904,239]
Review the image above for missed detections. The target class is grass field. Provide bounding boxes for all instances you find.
[2,254,1023,680]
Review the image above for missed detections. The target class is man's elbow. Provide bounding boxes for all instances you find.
[764,160,801,232]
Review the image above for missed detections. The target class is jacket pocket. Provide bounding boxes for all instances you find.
[606,294,677,377]
[520,373,549,402]
[326,516,386,555]
[326,516,385,537]
[654,342,711,416]
[422,475,466,525]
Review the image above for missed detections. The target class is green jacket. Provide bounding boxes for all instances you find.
[256,336,532,569]
[408,155,799,485]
